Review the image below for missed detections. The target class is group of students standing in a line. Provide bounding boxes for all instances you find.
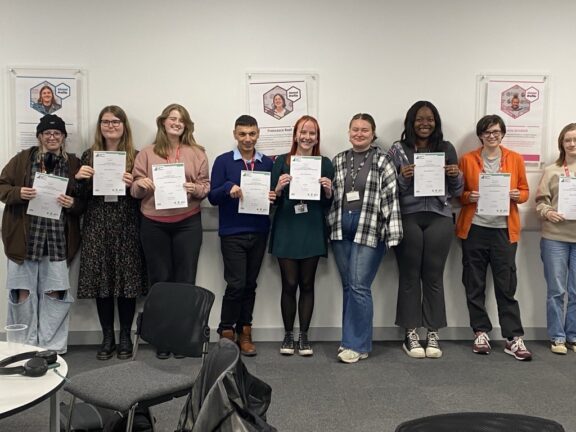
[1,102,575,364]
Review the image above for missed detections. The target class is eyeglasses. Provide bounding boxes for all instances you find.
[482,131,502,138]
[41,131,63,138]
[100,120,122,127]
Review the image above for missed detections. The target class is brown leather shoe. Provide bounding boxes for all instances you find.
[220,329,236,342]
[237,325,257,356]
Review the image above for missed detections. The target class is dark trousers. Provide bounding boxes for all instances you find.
[394,212,453,330]
[219,233,267,333]
[140,213,203,286]
[461,224,524,338]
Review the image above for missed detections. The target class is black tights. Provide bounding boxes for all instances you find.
[96,297,136,331]
[278,257,320,333]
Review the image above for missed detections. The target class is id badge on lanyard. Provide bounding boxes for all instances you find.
[346,190,360,202]
[294,203,308,214]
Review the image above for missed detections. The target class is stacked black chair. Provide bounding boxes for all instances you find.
[395,412,565,432]
[64,282,215,432]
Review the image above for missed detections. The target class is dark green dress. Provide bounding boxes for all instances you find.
[269,154,334,259]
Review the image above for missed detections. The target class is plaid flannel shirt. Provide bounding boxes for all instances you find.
[27,153,69,261]
[328,145,403,249]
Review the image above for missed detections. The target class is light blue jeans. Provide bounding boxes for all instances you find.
[6,258,73,354]
[332,210,386,353]
[540,238,576,344]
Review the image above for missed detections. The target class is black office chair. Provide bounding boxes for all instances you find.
[395,412,565,432]
[176,338,276,432]
[64,283,215,432]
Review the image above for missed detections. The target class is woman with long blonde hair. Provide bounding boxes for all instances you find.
[536,123,576,355]
[131,103,210,359]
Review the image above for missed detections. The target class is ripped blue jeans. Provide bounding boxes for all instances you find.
[6,257,73,354]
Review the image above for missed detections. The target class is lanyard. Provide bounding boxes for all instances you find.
[243,158,255,171]
[563,161,571,177]
[166,145,180,163]
[349,149,371,191]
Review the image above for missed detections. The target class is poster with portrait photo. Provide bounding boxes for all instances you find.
[248,79,309,156]
[486,79,546,164]
[11,68,82,152]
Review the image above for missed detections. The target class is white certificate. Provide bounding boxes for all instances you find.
[26,172,69,220]
[152,163,187,210]
[288,156,322,201]
[557,176,576,220]
[414,152,445,197]
[93,151,126,196]
[477,173,511,216]
[239,170,271,215]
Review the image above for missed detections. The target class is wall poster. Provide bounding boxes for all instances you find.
[247,72,318,156]
[9,67,85,154]
[477,74,549,167]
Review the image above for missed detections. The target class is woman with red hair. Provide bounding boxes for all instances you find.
[270,115,334,356]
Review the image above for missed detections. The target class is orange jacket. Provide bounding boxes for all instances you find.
[456,146,529,243]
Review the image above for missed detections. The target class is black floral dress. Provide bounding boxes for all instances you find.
[77,150,147,299]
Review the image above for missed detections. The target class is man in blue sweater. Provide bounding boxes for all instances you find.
[208,115,275,356]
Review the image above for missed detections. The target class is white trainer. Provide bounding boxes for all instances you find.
[337,349,368,364]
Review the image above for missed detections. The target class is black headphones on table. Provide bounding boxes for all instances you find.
[0,350,58,377]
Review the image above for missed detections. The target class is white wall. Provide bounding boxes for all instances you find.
[1,0,575,341]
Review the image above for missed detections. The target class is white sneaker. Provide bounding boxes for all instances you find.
[550,341,567,355]
[337,349,368,364]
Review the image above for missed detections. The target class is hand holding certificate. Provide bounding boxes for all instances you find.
[289,156,322,201]
[152,163,188,210]
[26,173,69,220]
[238,170,271,215]
[93,151,126,196]
[477,173,511,216]
[414,153,445,197]
[557,176,576,220]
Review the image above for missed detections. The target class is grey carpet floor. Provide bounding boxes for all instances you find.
[1,340,574,432]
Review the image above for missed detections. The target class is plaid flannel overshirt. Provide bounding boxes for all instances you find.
[27,153,69,261]
[328,146,403,249]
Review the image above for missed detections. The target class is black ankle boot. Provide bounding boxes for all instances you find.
[117,328,133,360]
[97,329,116,360]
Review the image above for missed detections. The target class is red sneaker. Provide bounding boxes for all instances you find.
[504,337,532,361]
[472,331,491,354]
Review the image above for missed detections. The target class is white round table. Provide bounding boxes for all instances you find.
[0,342,68,432]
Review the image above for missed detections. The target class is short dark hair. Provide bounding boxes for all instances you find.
[401,100,444,150]
[476,114,506,139]
[235,115,258,128]
[349,113,377,142]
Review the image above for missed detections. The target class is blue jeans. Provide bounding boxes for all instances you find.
[540,238,576,343]
[332,210,386,353]
[6,258,73,354]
